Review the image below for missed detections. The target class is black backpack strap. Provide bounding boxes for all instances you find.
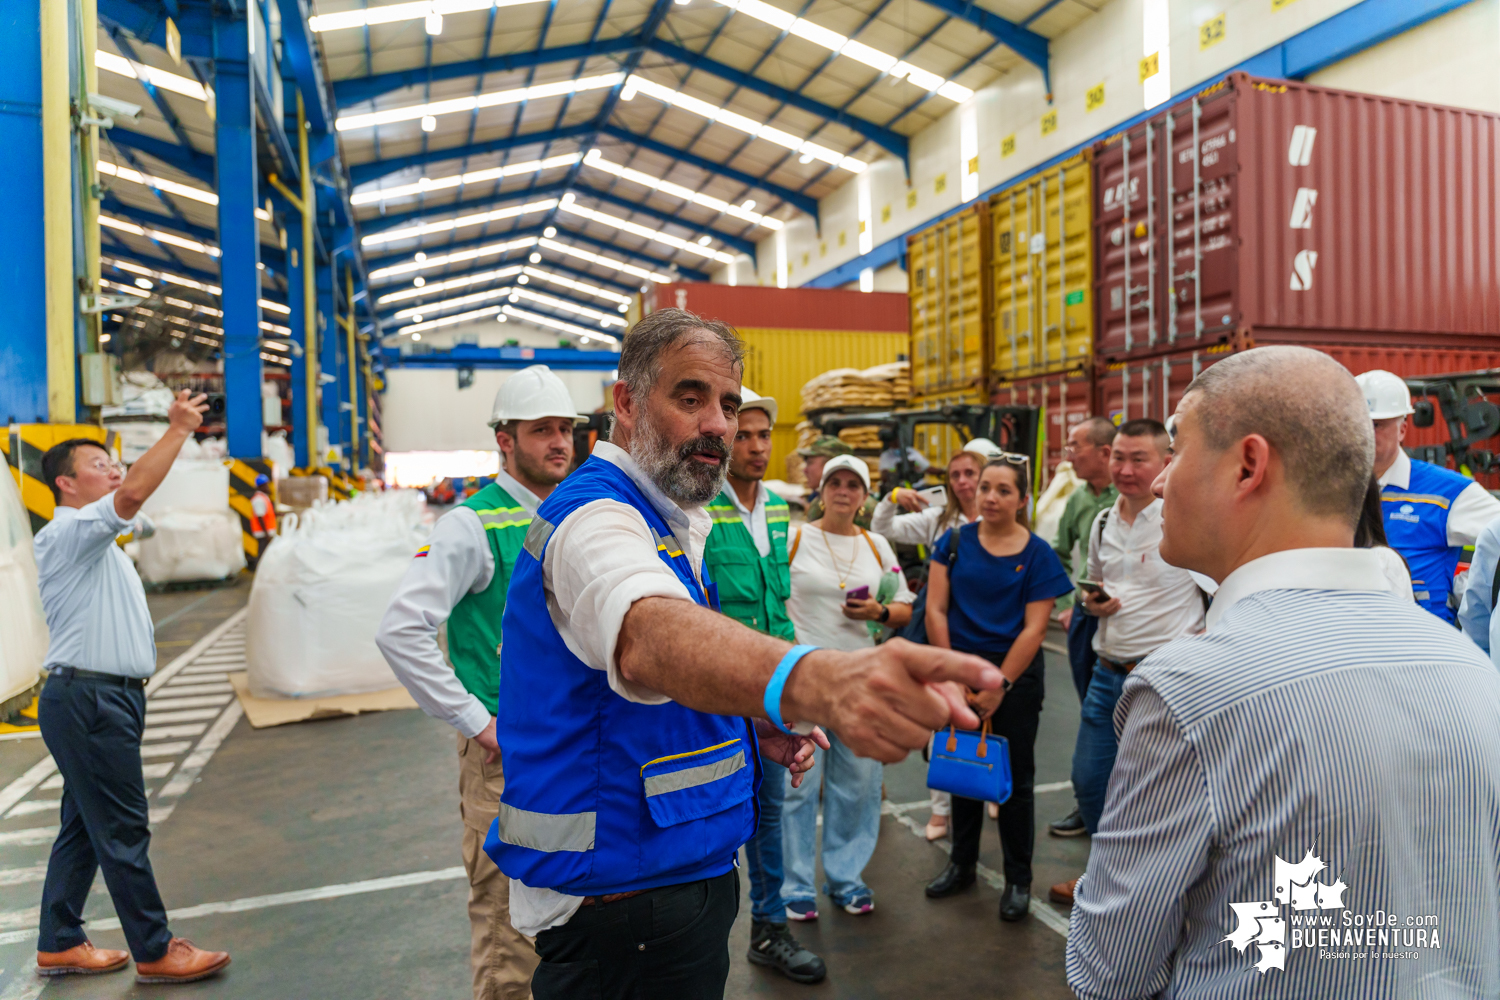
[1490,556,1500,611]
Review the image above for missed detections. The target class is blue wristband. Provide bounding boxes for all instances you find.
[765,645,819,732]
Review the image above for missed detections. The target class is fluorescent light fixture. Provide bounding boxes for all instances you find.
[398,305,504,334]
[134,277,153,289]
[378,265,524,305]
[522,266,632,306]
[420,115,437,132]
[98,161,216,207]
[94,50,208,101]
[538,237,671,284]
[100,214,219,257]
[558,194,736,264]
[510,287,627,327]
[392,286,516,320]
[501,304,620,343]
[350,154,580,206]
[367,236,539,281]
[361,198,559,247]
[99,259,288,319]
[413,276,426,287]
[426,11,443,33]
[581,149,784,229]
[622,75,867,173]
[712,0,973,103]
[336,73,622,132]
[309,0,545,33]
[411,333,422,341]
[543,226,557,237]
[516,275,528,284]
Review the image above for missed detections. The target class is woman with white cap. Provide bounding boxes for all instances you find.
[780,454,915,921]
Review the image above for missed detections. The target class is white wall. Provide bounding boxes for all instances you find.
[732,0,1498,291]
[381,366,615,452]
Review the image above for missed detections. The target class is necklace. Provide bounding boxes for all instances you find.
[822,527,857,589]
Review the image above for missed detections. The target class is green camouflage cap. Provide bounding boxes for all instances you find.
[798,436,854,459]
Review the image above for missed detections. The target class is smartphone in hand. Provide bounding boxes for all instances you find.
[1078,579,1112,602]
[845,585,871,603]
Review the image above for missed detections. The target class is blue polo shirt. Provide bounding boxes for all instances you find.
[931,524,1073,655]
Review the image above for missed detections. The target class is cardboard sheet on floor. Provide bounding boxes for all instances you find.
[228,672,418,728]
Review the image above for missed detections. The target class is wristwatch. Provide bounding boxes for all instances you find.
[1000,674,1015,693]
[878,604,891,623]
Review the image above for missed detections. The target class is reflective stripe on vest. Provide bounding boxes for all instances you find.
[644,751,746,797]
[523,515,556,561]
[495,802,596,853]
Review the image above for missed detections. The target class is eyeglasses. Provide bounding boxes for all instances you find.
[76,457,123,475]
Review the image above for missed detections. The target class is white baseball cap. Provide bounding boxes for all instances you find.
[1354,369,1414,420]
[739,386,778,425]
[488,365,586,428]
[820,454,871,491]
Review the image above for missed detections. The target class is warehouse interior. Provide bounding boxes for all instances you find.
[2,0,1499,995]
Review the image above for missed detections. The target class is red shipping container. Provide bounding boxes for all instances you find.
[641,283,909,332]
[1094,73,1500,361]
[990,368,1095,480]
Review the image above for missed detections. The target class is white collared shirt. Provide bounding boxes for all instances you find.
[1206,546,1406,628]
[1086,497,1204,662]
[726,480,769,557]
[1378,450,1500,548]
[510,440,716,938]
[34,492,155,678]
[375,466,547,740]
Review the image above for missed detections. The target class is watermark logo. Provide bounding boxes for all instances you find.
[1226,849,1345,973]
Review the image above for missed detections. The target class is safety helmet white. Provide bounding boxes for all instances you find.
[739,386,778,425]
[962,437,1006,461]
[488,365,586,428]
[1354,369,1414,421]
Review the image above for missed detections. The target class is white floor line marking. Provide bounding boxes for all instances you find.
[884,802,1071,941]
[143,708,223,725]
[1035,780,1074,795]
[0,866,47,887]
[163,676,229,687]
[3,803,57,819]
[139,741,193,758]
[158,683,233,696]
[0,830,57,847]
[145,607,248,697]
[0,866,468,946]
[0,909,38,932]
[141,723,209,741]
[1040,641,1067,656]
[0,734,39,744]
[0,759,58,820]
[156,704,243,800]
[140,695,232,710]
[178,665,242,674]
[0,971,45,1000]
[140,762,175,779]
[35,777,59,791]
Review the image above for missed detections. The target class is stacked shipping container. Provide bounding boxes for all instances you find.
[906,72,1500,485]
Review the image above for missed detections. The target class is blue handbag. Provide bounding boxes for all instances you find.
[926,720,1012,804]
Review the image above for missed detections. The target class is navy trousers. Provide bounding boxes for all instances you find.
[37,670,172,962]
[744,754,787,923]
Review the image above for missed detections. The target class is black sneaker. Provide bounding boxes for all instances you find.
[1048,806,1088,837]
[747,921,827,984]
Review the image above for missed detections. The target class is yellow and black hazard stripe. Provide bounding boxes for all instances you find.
[288,465,353,502]
[228,458,276,568]
[2,424,119,533]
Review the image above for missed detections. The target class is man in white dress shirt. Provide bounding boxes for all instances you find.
[1066,346,1500,999]
[376,365,581,1000]
[32,391,231,984]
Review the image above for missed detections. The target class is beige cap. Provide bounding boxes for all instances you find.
[820,453,871,491]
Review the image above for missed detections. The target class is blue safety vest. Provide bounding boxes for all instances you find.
[1382,458,1472,623]
[485,455,760,896]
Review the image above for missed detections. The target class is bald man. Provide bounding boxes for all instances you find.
[1065,347,1500,999]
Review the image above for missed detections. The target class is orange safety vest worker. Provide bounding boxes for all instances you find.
[250,475,277,539]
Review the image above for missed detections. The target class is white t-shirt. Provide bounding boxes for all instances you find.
[786,524,914,652]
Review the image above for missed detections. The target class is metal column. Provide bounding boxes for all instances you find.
[214,12,263,458]
[317,261,339,464]
[343,267,360,473]
[277,193,312,468]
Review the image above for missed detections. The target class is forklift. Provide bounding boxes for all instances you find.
[1405,370,1500,483]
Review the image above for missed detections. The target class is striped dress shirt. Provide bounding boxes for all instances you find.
[1066,547,1500,1000]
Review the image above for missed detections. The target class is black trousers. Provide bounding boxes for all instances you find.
[532,871,740,1000]
[37,670,172,962]
[949,650,1044,887]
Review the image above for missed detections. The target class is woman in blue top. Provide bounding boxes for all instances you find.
[921,456,1073,922]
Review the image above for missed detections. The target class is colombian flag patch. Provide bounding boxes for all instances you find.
[414,545,431,558]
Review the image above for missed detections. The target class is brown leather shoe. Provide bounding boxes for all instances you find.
[37,941,130,976]
[1049,876,1081,906]
[134,938,231,984]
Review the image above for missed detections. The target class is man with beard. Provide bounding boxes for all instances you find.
[487,309,1002,1000]
[703,390,826,985]
[377,365,582,1000]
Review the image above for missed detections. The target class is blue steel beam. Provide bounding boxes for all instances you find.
[274,0,334,135]
[380,345,620,370]
[912,0,1051,93]
[270,187,313,467]
[643,38,908,162]
[318,264,344,454]
[0,0,48,423]
[98,0,214,58]
[213,10,263,460]
[104,128,215,184]
[332,36,641,108]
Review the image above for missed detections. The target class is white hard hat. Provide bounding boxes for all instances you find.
[963,437,1005,460]
[488,365,586,428]
[1354,369,1414,420]
[739,386,778,425]
[820,454,870,491]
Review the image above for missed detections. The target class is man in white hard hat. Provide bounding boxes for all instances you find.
[1356,368,1500,622]
[376,365,583,1000]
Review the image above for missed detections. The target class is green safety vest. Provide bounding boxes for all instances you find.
[446,483,531,716]
[704,488,796,641]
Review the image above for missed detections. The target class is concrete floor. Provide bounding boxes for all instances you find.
[0,578,1090,999]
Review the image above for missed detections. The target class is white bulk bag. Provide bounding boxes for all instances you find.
[140,459,229,516]
[136,510,246,584]
[0,469,47,706]
[246,491,429,699]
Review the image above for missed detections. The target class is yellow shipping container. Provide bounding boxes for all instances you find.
[990,152,1094,380]
[738,327,908,483]
[907,204,992,398]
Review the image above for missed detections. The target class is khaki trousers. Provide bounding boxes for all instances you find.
[458,733,540,1000]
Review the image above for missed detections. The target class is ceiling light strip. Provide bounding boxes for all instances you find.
[337,73,622,132]
[367,237,540,281]
[392,286,516,320]
[102,257,288,315]
[537,237,672,284]
[100,215,220,257]
[621,75,867,173]
[309,0,545,32]
[398,305,504,334]
[351,154,581,206]
[98,163,273,221]
[361,198,559,247]
[522,266,631,306]
[94,50,207,101]
[558,195,736,264]
[580,150,782,231]
[508,287,626,326]
[501,304,620,342]
[377,265,525,305]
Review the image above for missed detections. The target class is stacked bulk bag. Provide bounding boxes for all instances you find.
[246,490,429,699]
[0,469,47,713]
[135,441,244,584]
